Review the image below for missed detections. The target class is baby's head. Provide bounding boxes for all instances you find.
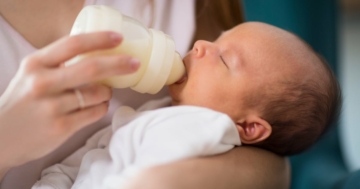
[169,22,341,156]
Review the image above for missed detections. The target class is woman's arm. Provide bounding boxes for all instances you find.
[124,146,290,189]
[0,163,11,181]
[0,32,139,181]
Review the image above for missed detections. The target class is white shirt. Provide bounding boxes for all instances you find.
[0,1,195,188]
[32,97,241,189]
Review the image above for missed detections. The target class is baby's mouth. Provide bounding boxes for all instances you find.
[174,73,187,84]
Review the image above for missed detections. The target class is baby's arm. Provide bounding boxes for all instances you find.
[105,106,240,188]
[32,126,111,189]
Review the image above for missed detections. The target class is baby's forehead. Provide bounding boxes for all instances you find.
[226,22,302,48]
[230,23,321,83]
[236,23,314,59]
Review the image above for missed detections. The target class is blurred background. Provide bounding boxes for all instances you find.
[242,0,359,188]
[339,0,360,172]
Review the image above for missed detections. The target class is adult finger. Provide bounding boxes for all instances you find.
[61,101,110,133]
[32,31,123,67]
[49,54,140,93]
[52,84,112,114]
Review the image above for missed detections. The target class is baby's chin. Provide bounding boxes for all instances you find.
[168,74,189,105]
[170,98,181,106]
[168,84,181,105]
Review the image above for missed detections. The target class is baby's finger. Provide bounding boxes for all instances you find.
[51,55,139,92]
[32,32,122,68]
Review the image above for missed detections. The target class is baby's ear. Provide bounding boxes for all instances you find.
[236,116,272,144]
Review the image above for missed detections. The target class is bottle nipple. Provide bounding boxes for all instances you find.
[166,52,185,85]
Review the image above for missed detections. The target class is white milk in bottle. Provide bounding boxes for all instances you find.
[66,5,185,94]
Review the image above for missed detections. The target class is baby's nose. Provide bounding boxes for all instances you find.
[193,40,212,58]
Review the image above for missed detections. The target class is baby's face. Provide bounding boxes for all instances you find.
[169,22,311,121]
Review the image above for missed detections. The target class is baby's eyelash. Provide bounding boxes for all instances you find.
[220,56,228,68]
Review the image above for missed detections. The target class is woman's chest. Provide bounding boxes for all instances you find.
[0,0,85,49]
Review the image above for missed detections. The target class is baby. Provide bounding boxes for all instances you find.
[169,21,341,155]
[32,22,341,189]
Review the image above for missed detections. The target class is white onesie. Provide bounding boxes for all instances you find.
[32,97,241,189]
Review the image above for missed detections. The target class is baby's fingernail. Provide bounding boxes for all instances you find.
[110,32,122,44]
[129,58,140,70]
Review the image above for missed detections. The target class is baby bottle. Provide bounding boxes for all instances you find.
[66,5,185,94]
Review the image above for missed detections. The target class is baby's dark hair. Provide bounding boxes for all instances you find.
[247,45,342,156]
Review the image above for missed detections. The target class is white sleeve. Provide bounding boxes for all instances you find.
[104,106,241,188]
[134,107,240,164]
[31,126,112,189]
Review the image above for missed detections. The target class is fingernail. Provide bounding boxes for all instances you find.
[110,32,122,44]
[129,58,140,70]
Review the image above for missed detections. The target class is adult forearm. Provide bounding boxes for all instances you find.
[0,129,20,181]
[124,147,290,189]
[0,167,8,181]
[0,158,13,181]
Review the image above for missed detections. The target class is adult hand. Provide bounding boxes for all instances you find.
[0,31,139,178]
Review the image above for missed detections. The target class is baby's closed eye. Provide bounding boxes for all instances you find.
[220,56,228,68]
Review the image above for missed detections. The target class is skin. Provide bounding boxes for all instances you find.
[0,32,140,179]
[124,147,290,189]
[0,0,85,48]
[170,22,316,145]
[0,0,141,179]
[0,1,290,188]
